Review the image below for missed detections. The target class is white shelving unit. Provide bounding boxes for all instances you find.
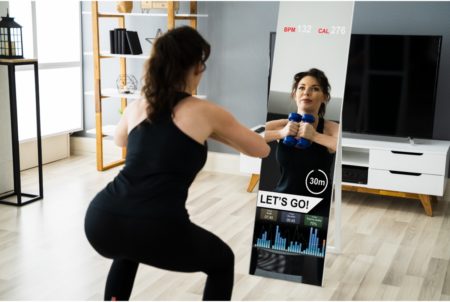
[82,11,208,18]
[341,147,369,167]
[85,88,142,100]
[342,133,450,216]
[85,88,207,101]
[84,51,148,60]
[88,1,204,171]
[87,124,116,137]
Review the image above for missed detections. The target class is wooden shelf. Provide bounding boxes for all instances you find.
[341,182,368,188]
[82,11,208,18]
[85,88,207,101]
[87,124,116,137]
[0,58,37,64]
[86,88,141,100]
[84,52,148,60]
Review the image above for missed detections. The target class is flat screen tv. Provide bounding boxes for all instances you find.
[342,34,442,139]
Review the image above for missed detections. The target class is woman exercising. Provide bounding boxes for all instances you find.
[84,26,270,301]
[264,69,338,211]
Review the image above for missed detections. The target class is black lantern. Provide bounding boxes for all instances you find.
[0,10,23,59]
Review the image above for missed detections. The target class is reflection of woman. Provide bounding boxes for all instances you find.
[84,26,269,301]
[264,68,338,200]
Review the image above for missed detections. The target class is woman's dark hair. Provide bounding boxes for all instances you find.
[290,68,331,118]
[142,26,210,121]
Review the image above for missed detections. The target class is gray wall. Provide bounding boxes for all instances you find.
[352,1,450,141]
[78,1,279,157]
[202,2,279,153]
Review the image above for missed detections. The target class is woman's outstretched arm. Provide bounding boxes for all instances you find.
[206,103,270,158]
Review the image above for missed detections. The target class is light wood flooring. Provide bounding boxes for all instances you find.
[0,153,449,300]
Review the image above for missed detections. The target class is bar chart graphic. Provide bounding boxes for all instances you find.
[255,225,326,257]
[256,229,271,248]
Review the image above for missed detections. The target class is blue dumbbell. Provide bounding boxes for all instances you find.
[295,114,315,149]
[282,112,302,146]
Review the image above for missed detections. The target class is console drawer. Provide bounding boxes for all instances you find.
[368,169,445,196]
[370,149,446,175]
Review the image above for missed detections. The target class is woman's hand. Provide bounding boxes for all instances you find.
[296,122,316,141]
[280,121,300,138]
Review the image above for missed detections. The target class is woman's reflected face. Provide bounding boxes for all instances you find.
[294,76,326,114]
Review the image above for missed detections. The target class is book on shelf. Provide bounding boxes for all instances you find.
[126,31,143,55]
[113,28,120,54]
[109,28,142,55]
[109,30,115,54]
[119,29,131,54]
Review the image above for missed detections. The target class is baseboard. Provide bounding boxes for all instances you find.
[70,136,122,158]
[70,136,244,175]
[20,134,70,170]
[0,134,70,194]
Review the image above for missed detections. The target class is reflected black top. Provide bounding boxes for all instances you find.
[89,92,207,220]
[275,117,334,215]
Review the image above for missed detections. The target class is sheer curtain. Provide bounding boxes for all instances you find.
[9,1,82,142]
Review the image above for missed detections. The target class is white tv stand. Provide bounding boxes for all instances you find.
[342,133,450,216]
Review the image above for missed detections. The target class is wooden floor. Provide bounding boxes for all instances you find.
[0,153,449,300]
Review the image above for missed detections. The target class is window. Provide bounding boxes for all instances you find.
[9,1,82,141]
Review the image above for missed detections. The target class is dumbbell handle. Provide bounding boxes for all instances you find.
[282,113,302,146]
[296,114,315,149]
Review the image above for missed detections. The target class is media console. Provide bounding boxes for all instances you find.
[342,133,450,216]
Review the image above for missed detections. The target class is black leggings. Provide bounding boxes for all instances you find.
[84,206,234,300]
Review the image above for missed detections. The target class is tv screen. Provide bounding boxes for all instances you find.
[343,34,442,139]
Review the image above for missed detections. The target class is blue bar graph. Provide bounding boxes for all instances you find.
[255,225,326,257]
[256,230,271,248]
[272,225,286,250]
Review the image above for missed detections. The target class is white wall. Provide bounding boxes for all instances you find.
[0,65,14,195]
[0,2,7,15]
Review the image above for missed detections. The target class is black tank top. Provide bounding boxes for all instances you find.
[274,117,334,216]
[90,92,207,220]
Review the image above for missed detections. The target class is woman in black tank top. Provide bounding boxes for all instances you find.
[264,69,339,216]
[84,26,269,301]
